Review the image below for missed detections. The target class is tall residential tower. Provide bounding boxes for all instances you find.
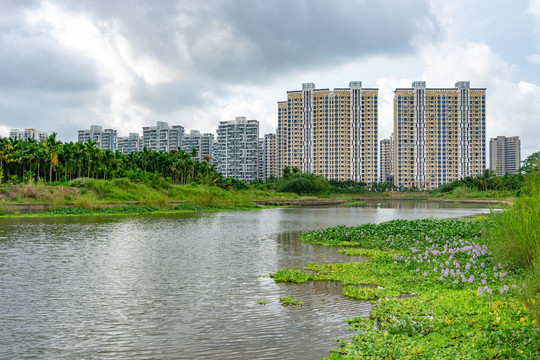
[276,82,378,182]
[214,117,259,181]
[489,136,520,175]
[393,81,486,190]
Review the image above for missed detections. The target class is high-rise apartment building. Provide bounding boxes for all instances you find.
[380,133,394,184]
[9,128,48,142]
[276,82,378,182]
[215,117,259,181]
[142,121,184,152]
[394,81,486,190]
[489,136,520,175]
[117,133,142,154]
[258,138,264,181]
[263,133,277,180]
[182,130,214,162]
[78,125,117,151]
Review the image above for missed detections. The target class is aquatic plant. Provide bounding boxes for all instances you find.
[272,217,539,358]
[279,296,304,307]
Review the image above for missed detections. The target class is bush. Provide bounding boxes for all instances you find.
[276,173,329,195]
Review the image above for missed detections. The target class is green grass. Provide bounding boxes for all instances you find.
[486,172,540,331]
[0,178,301,216]
[272,217,539,359]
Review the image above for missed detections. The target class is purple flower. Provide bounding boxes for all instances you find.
[469,275,475,283]
[394,255,398,260]
[493,266,497,271]
[487,288,492,294]
[481,279,486,285]
[480,262,485,267]
[438,276,443,281]
[434,267,437,272]
[423,272,427,276]
[499,288,504,294]
[478,287,483,294]
[498,263,502,269]
[504,285,509,291]
[394,261,397,264]
[454,279,459,284]
[512,284,517,289]
[494,272,498,277]
[416,268,420,272]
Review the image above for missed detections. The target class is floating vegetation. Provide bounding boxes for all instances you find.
[256,300,268,306]
[271,218,539,359]
[48,205,159,216]
[279,296,304,307]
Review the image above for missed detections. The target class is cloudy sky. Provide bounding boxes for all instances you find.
[1,0,539,159]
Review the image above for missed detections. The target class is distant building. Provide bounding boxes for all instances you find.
[263,133,277,180]
[182,130,214,162]
[258,138,264,181]
[77,125,117,151]
[276,82,379,182]
[393,81,486,190]
[9,128,48,142]
[117,133,142,154]
[380,133,394,184]
[142,121,184,152]
[215,117,259,181]
[490,136,521,175]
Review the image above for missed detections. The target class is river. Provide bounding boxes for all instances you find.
[0,201,493,359]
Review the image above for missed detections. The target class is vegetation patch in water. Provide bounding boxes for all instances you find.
[272,216,539,358]
[280,296,304,307]
[48,205,159,215]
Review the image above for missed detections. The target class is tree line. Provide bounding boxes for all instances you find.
[0,134,222,186]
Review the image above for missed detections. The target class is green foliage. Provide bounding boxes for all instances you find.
[276,171,330,195]
[48,205,159,216]
[272,217,539,358]
[279,296,304,307]
[269,269,314,283]
[488,171,540,330]
[257,300,268,305]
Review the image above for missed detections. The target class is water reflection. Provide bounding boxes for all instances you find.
[0,203,492,359]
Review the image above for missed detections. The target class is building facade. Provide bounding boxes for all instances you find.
[214,117,259,181]
[182,130,214,162]
[263,133,277,180]
[9,128,48,142]
[380,133,394,184]
[142,122,184,152]
[489,136,520,175]
[78,125,117,151]
[117,133,142,154]
[276,82,378,182]
[393,81,486,190]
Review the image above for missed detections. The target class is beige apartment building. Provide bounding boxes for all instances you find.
[276,82,378,182]
[489,136,520,175]
[380,133,394,184]
[263,133,277,180]
[394,81,486,190]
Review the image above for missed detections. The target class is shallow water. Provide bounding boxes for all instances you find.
[0,202,492,359]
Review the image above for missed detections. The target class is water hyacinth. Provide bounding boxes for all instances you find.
[295,218,537,358]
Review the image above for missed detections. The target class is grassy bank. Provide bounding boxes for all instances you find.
[0,178,301,216]
[271,215,539,358]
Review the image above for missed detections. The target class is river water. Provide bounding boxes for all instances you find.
[0,201,492,359]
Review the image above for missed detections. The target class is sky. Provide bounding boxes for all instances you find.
[0,0,539,159]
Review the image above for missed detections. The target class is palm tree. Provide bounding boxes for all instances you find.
[44,133,62,183]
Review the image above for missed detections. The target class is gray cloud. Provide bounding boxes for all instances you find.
[1,0,440,139]
[59,0,440,82]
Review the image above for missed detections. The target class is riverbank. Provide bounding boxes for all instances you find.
[271,217,539,359]
[0,179,304,216]
[0,178,513,216]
